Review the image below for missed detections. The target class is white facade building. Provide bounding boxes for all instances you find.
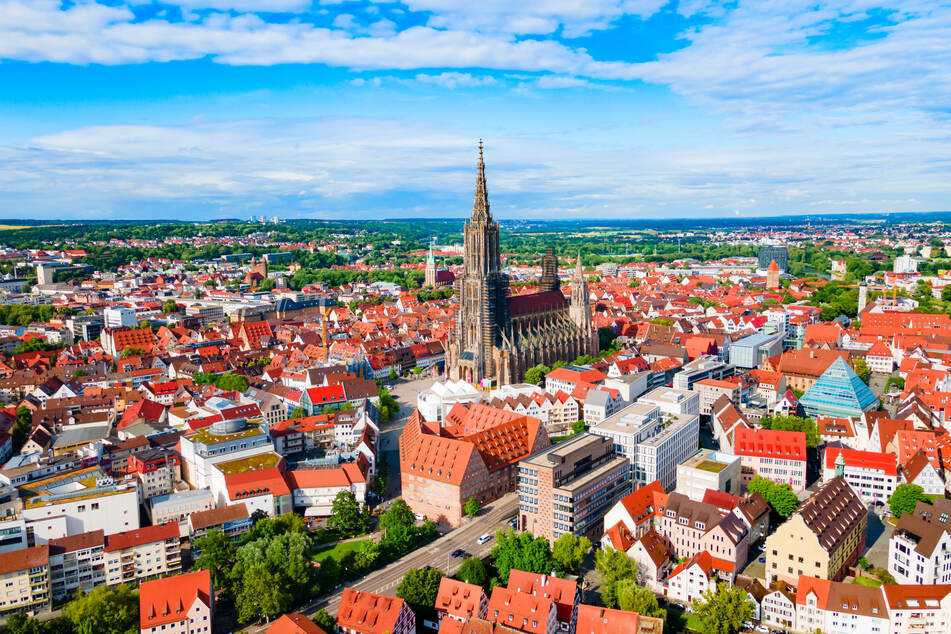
[103,306,138,329]
[591,402,700,491]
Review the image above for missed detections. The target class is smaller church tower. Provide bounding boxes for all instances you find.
[766,259,780,290]
[424,238,437,288]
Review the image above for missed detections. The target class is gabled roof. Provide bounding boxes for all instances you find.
[139,569,212,630]
[338,589,407,634]
[436,577,487,620]
[734,427,806,461]
[267,614,327,634]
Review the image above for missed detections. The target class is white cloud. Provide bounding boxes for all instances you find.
[167,0,314,10]
[402,0,668,37]
[414,72,498,88]
[3,112,948,219]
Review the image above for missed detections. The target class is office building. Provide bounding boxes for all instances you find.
[758,244,788,273]
[517,432,631,542]
[590,402,700,491]
[103,306,138,329]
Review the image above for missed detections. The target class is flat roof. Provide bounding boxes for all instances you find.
[215,452,282,476]
[188,425,262,446]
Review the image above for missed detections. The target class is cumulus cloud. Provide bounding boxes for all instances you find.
[414,72,498,88]
[3,113,948,219]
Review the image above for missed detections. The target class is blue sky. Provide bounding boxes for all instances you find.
[0,1,948,221]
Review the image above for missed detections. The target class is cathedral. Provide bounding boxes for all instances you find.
[447,143,598,387]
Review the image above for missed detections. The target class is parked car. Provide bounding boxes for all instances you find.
[414,513,425,521]
[755,626,770,633]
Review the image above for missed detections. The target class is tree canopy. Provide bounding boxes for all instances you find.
[691,583,753,634]
[888,483,930,518]
[551,533,591,576]
[62,584,139,634]
[746,476,799,517]
[491,530,556,584]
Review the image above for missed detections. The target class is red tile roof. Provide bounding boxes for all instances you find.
[576,604,641,634]
[436,577,486,620]
[139,569,212,630]
[267,614,327,634]
[104,522,179,552]
[337,589,408,634]
[734,427,806,461]
[225,467,291,501]
[823,447,897,476]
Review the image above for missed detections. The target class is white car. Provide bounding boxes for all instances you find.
[755,626,769,633]
[414,513,425,521]
[477,533,493,545]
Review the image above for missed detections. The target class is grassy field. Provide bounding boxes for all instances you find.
[0,225,34,231]
[311,538,372,563]
[853,576,883,587]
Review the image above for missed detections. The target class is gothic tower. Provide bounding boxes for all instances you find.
[570,251,596,355]
[452,142,509,384]
[539,247,559,292]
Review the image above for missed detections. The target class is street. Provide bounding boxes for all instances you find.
[240,492,517,632]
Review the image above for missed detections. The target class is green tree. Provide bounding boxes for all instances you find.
[235,564,291,624]
[551,533,592,576]
[313,609,336,632]
[598,327,619,352]
[491,530,556,584]
[524,364,550,385]
[389,367,399,382]
[397,567,445,617]
[888,483,929,518]
[289,406,307,418]
[374,454,388,498]
[884,376,905,393]
[327,491,368,537]
[616,578,664,617]
[457,556,489,587]
[162,299,180,314]
[258,278,276,291]
[691,583,753,634]
[942,285,951,303]
[571,420,587,435]
[191,529,238,588]
[11,405,32,453]
[746,476,799,517]
[63,584,139,634]
[119,347,145,358]
[464,497,480,518]
[595,547,637,608]
[215,372,249,392]
[759,414,818,448]
[380,499,419,554]
[853,357,871,383]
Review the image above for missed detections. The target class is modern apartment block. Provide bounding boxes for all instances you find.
[103,523,182,586]
[590,402,700,491]
[48,530,106,600]
[0,546,50,616]
[517,432,631,542]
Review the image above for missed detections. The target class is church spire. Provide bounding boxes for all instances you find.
[472,140,491,222]
[575,250,584,277]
